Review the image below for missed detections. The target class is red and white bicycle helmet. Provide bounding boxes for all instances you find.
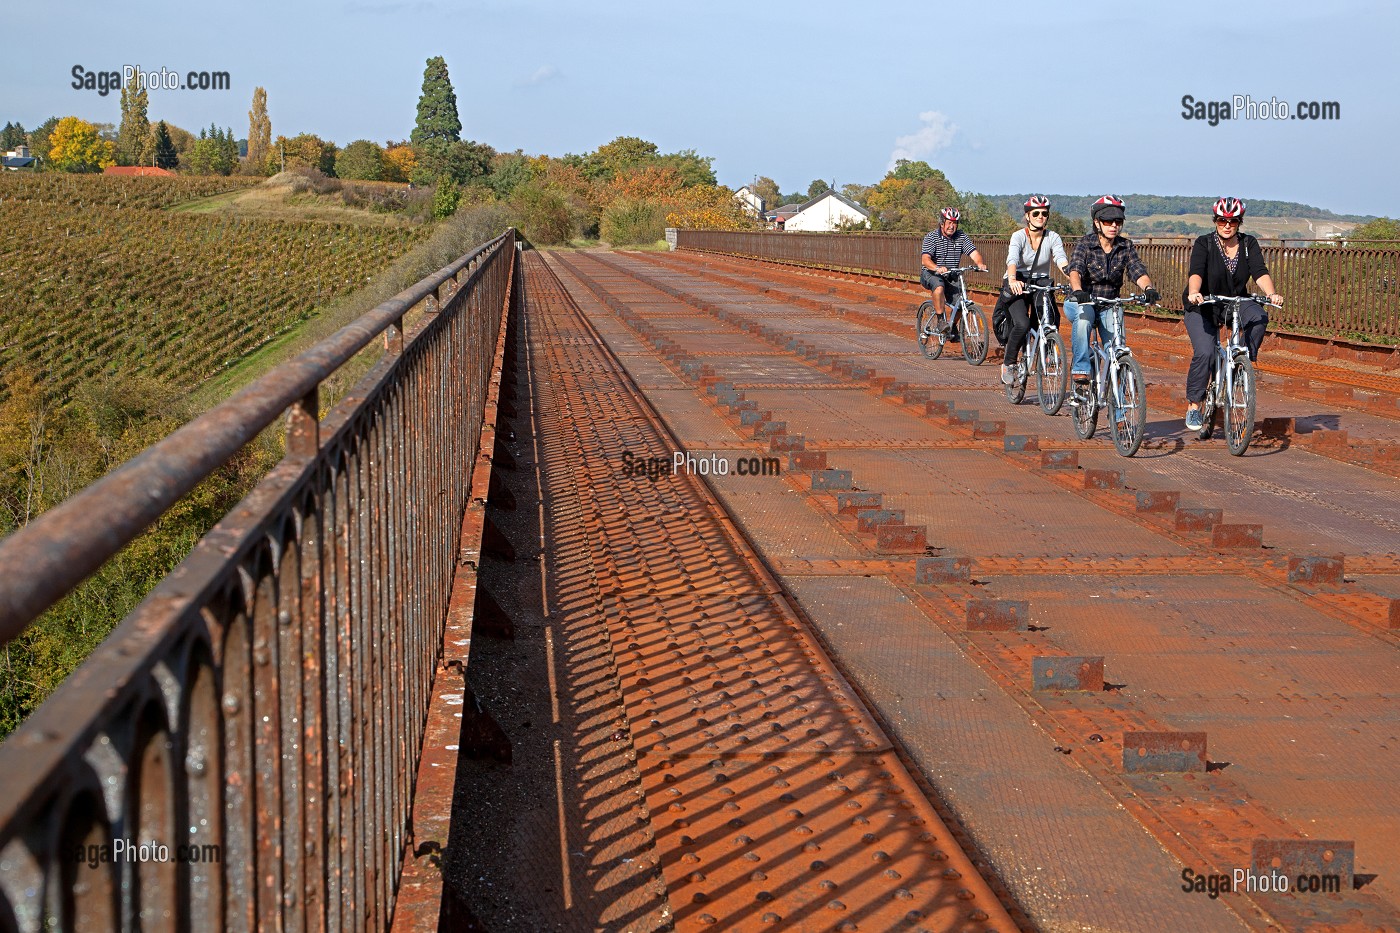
[1023,195,1051,211]
[1091,194,1126,222]
[940,207,961,222]
[1212,197,1246,219]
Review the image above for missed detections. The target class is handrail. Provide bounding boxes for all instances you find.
[676,230,1400,342]
[0,229,517,931]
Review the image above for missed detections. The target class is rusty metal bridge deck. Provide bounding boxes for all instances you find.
[446,247,1400,933]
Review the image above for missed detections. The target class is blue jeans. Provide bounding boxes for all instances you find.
[1066,299,1113,377]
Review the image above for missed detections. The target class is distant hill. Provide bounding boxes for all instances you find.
[986,193,1373,223]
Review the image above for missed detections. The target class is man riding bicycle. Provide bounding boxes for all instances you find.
[1182,197,1284,430]
[1000,195,1070,385]
[1066,195,1160,388]
[921,208,988,341]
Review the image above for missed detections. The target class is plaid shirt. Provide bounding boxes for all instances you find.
[1067,233,1150,299]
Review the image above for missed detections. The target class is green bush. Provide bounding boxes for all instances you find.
[511,184,575,245]
[601,198,667,245]
[433,177,461,219]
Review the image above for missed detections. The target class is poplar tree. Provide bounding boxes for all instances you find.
[117,83,150,165]
[411,56,461,146]
[246,87,271,174]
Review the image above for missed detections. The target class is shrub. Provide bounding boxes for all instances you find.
[512,184,575,245]
[601,198,668,245]
[433,177,461,219]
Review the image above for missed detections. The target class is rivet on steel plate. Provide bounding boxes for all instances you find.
[1122,731,1207,772]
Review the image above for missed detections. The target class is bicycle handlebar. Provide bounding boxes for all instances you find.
[1086,294,1148,307]
[1200,294,1283,310]
[943,265,987,275]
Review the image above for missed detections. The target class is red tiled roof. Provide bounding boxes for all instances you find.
[103,166,176,177]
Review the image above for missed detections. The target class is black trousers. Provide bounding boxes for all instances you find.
[1184,302,1268,402]
[1002,294,1033,364]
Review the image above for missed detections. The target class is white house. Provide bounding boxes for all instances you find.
[733,185,765,217]
[783,190,870,232]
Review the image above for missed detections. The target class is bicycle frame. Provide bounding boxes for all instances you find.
[1085,304,1132,408]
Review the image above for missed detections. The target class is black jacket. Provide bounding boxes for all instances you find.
[1182,232,1270,309]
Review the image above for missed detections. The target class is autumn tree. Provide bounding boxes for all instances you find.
[276,133,337,174]
[411,56,462,146]
[335,140,385,181]
[382,142,416,183]
[245,86,272,175]
[656,149,716,187]
[864,159,961,232]
[116,82,150,165]
[47,117,116,173]
[750,176,780,210]
[152,121,178,169]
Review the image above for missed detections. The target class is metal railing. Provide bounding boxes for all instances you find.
[677,230,1400,341]
[0,230,517,931]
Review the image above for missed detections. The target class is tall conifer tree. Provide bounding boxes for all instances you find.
[410,56,461,146]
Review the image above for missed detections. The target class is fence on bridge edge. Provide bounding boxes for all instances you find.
[0,230,517,931]
[676,230,1400,342]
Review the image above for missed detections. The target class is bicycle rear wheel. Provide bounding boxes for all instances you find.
[1224,357,1256,455]
[1198,364,1218,441]
[1072,382,1098,439]
[916,301,945,360]
[960,303,989,365]
[1109,357,1147,457]
[1004,359,1027,404]
[1037,331,1068,415]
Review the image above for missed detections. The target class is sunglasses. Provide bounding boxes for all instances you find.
[1099,219,1123,226]
[1214,217,1240,225]
[1028,210,1048,218]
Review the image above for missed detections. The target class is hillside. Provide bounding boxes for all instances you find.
[987,193,1371,223]
[0,173,430,400]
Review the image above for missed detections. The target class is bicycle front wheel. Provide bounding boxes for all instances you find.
[1224,357,1256,456]
[960,303,989,365]
[916,301,944,359]
[1037,331,1069,415]
[1109,357,1147,457]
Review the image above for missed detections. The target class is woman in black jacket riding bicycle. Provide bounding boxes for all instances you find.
[1182,198,1284,430]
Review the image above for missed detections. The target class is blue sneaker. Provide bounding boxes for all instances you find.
[1185,408,1203,431]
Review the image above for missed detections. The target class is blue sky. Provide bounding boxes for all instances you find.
[5,0,1393,216]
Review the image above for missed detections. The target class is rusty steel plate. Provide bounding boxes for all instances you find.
[604,590,888,758]
[740,389,953,445]
[642,751,1007,932]
[778,575,1252,931]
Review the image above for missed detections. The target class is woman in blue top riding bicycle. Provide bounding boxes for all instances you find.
[1000,195,1070,385]
[1182,197,1284,430]
[1066,196,1160,386]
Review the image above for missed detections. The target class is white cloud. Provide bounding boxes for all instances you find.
[888,111,957,170]
[514,65,561,88]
